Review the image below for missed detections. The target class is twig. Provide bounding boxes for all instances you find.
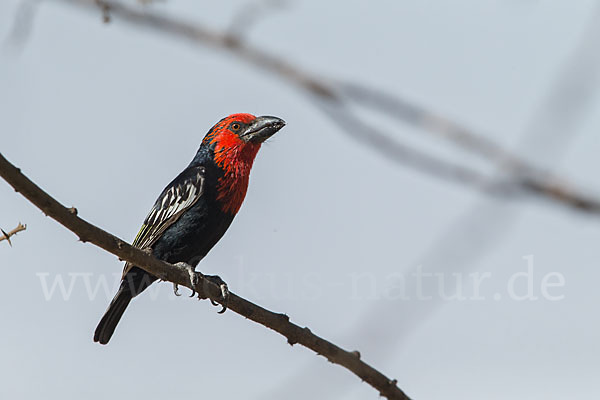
[0,222,27,246]
[0,152,411,400]
[54,0,600,217]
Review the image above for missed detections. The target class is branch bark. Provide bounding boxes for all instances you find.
[0,152,411,399]
[0,222,27,246]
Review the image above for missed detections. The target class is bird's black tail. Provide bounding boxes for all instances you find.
[94,267,157,344]
[94,287,132,345]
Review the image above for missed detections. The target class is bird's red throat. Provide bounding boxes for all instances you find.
[212,134,261,215]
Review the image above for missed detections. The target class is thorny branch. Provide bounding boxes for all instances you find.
[0,152,411,400]
[0,222,27,246]
[52,0,600,216]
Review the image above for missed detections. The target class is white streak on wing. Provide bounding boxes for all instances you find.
[157,177,201,225]
[136,167,205,251]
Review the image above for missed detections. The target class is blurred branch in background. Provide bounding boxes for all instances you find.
[42,0,600,217]
[0,222,27,246]
[0,152,411,400]
[260,2,600,399]
[392,0,600,337]
[378,0,600,348]
[262,3,600,398]
[318,98,600,212]
[3,0,39,48]
[226,0,289,42]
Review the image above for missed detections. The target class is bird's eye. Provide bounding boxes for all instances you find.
[231,123,241,131]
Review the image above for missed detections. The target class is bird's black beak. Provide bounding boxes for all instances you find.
[243,116,286,143]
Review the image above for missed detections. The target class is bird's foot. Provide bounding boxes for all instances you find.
[173,262,198,297]
[171,263,228,313]
[201,275,229,314]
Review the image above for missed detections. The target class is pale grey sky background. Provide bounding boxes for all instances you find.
[1,1,600,399]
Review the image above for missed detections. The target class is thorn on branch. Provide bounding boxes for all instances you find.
[68,207,78,215]
[1,229,11,247]
[351,350,361,359]
[0,222,27,246]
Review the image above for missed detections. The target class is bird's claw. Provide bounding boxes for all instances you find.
[217,283,229,314]
[174,262,198,297]
[171,265,228,313]
[173,283,182,297]
[203,275,229,314]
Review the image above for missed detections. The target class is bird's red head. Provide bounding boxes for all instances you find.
[202,113,285,214]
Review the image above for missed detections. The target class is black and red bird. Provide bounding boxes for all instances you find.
[94,113,285,344]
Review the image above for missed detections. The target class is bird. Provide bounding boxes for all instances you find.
[94,113,286,345]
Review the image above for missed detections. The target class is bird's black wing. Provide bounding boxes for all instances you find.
[123,165,205,277]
